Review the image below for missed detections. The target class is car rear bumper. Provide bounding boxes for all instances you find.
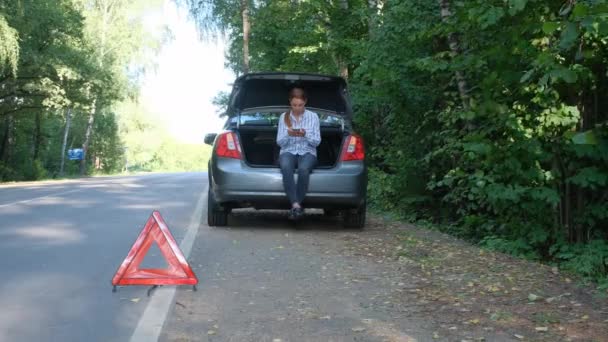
[210,158,367,208]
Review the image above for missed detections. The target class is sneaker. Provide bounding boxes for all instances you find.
[288,208,297,220]
[294,207,304,219]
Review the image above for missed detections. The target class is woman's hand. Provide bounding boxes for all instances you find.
[288,128,306,137]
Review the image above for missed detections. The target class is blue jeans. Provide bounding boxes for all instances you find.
[279,153,317,205]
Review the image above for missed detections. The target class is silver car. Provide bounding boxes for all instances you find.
[204,72,367,228]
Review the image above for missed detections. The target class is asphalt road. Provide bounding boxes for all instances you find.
[0,173,207,342]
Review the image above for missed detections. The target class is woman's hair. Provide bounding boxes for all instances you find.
[288,87,307,101]
[285,87,307,127]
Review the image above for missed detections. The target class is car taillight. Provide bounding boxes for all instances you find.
[215,132,242,159]
[341,134,365,161]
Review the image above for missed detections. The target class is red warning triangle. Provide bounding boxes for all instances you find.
[112,211,198,286]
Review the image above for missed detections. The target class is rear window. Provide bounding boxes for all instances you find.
[229,111,344,128]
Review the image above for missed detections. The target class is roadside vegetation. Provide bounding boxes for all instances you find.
[185,0,607,287]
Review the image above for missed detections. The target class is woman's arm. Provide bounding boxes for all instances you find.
[305,113,321,147]
[276,112,289,147]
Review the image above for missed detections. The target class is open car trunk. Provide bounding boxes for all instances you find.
[238,127,345,168]
[227,73,353,168]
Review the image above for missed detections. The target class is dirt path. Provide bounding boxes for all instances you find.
[160,211,608,342]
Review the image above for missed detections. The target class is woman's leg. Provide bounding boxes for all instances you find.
[295,153,317,205]
[279,153,298,206]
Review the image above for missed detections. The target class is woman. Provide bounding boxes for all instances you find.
[276,87,321,220]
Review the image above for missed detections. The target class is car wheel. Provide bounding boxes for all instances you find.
[207,188,228,226]
[342,201,366,229]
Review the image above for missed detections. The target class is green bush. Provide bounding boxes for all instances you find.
[481,236,541,261]
[552,240,608,284]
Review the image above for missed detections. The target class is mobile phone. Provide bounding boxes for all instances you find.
[292,128,301,132]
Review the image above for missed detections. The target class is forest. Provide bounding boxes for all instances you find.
[2,0,607,285]
[0,0,210,180]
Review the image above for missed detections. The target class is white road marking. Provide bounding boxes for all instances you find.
[129,185,208,342]
[0,189,83,208]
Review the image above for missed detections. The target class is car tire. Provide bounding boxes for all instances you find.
[207,188,228,226]
[342,201,366,229]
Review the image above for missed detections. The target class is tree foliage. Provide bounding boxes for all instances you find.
[189,0,608,283]
[0,14,19,76]
[0,0,168,180]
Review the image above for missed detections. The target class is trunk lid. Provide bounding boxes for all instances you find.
[228,72,351,117]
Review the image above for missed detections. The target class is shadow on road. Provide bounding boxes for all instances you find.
[220,209,363,233]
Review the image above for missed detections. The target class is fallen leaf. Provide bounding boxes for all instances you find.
[352,327,366,332]
[486,285,500,292]
[130,298,140,303]
[514,334,524,340]
[528,294,541,302]
[535,327,548,332]
[207,330,216,335]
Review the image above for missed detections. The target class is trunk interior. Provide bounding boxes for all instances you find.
[238,127,345,168]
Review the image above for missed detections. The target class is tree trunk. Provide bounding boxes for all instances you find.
[0,115,10,162]
[33,111,42,161]
[368,0,378,36]
[575,187,585,242]
[0,114,14,164]
[565,181,572,242]
[241,0,250,74]
[80,101,96,176]
[59,108,71,176]
[438,0,469,109]
[338,0,349,79]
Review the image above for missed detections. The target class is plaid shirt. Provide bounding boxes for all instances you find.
[276,109,321,156]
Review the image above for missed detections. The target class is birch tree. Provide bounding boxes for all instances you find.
[438,0,469,109]
[77,0,162,175]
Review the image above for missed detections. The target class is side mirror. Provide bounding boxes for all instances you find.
[204,133,217,145]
